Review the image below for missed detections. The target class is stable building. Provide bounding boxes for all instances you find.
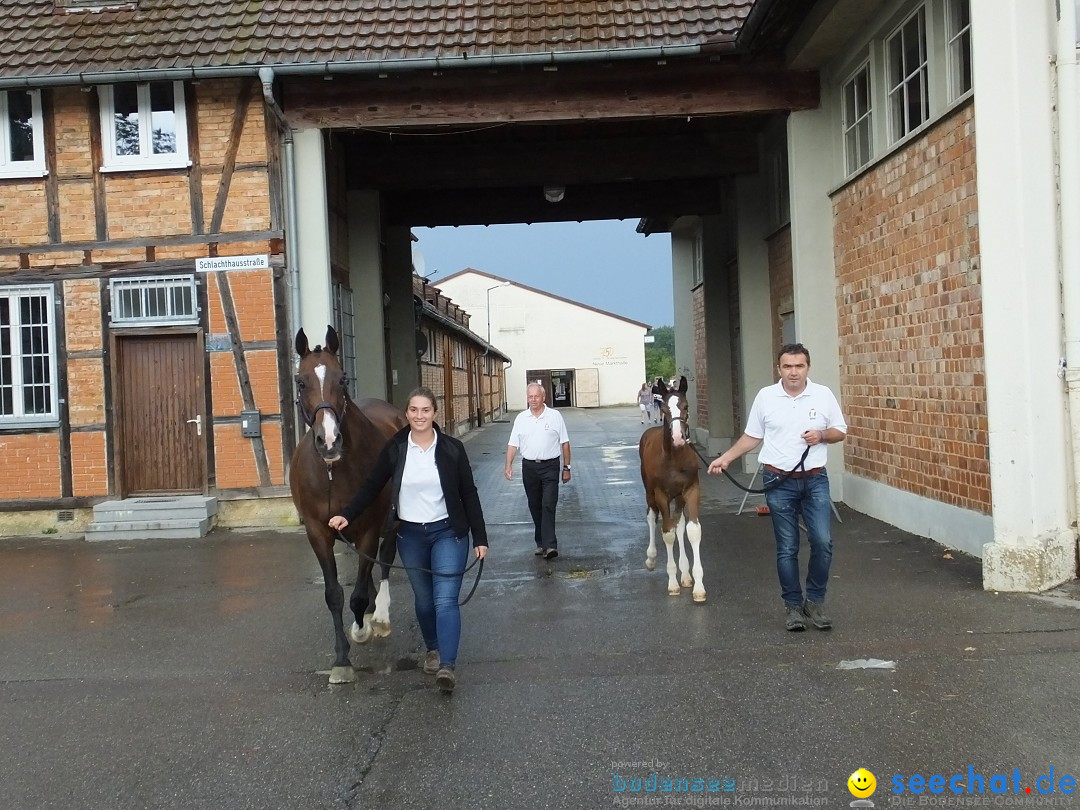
[0,1,1076,593]
[434,269,648,411]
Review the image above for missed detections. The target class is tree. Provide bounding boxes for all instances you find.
[645,326,675,382]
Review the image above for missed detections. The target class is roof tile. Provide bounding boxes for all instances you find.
[0,0,754,82]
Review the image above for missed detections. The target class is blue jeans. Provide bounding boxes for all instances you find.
[762,469,834,607]
[396,519,470,668]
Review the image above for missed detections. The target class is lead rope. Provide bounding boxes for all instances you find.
[334,529,485,606]
[689,444,810,494]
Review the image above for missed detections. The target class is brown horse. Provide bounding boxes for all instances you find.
[289,326,407,683]
[638,376,706,602]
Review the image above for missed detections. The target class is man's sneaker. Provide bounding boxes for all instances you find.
[422,649,440,675]
[544,548,559,559]
[435,666,456,693]
[802,601,833,630]
[534,547,545,556]
[785,605,807,631]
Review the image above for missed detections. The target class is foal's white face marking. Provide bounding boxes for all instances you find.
[314,363,340,450]
[667,392,685,447]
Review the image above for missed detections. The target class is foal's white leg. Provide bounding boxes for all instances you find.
[675,513,693,589]
[645,508,658,571]
[686,519,706,602]
[663,529,680,595]
[369,579,392,638]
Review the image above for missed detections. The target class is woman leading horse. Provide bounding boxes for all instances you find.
[329,386,489,694]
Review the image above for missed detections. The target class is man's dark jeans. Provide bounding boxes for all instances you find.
[522,458,560,550]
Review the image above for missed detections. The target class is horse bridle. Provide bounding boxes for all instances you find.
[296,392,347,430]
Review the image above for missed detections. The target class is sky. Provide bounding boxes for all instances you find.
[415,220,674,328]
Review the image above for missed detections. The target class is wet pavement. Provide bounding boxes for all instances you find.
[2,406,1080,810]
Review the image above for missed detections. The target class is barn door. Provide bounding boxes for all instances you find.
[113,331,206,495]
[575,367,600,407]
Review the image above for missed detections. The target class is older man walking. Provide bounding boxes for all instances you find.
[505,383,572,559]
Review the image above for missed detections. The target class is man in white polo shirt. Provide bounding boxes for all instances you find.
[708,343,847,632]
[505,382,572,559]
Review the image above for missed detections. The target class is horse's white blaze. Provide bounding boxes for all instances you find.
[645,508,658,570]
[370,579,392,637]
[320,409,339,449]
[686,520,705,601]
[662,528,680,594]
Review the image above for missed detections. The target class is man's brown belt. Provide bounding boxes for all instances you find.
[764,464,823,478]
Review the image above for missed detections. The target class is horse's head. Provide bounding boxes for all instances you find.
[295,326,349,463]
[657,376,690,448]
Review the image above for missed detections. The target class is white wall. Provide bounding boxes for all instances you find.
[435,273,647,410]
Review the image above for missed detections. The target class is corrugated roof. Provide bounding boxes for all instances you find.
[0,1,754,83]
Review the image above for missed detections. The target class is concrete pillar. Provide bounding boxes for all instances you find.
[733,170,775,474]
[670,225,698,423]
[346,190,387,399]
[292,128,333,339]
[971,0,1075,590]
[699,215,736,453]
[787,104,845,499]
[382,226,418,408]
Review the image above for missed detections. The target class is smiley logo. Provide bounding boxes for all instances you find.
[848,768,877,798]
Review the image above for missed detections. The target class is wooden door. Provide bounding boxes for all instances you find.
[575,367,600,407]
[113,331,206,495]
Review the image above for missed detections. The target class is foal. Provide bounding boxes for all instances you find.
[638,376,706,602]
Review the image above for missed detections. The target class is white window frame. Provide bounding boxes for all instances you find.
[109,275,199,327]
[945,0,973,101]
[842,61,873,175]
[0,89,46,179]
[885,5,930,144]
[98,81,189,171]
[0,284,59,426]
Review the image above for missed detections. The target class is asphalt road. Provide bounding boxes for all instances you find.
[2,407,1079,810]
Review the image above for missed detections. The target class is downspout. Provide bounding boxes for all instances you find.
[1057,1,1080,544]
[258,67,301,341]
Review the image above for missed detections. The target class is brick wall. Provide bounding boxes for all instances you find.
[692,285,708,426]
[0,434,62,498]
[833,102,987,513]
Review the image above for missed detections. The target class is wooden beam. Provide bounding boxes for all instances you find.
[185,82,205,235]
[285,60,819,128]
[0,228,283,257]
[209,79,254,234]
[42,89,61,242]
[87,88,108,240]
[345,131,759,190]
[381,178,725,227]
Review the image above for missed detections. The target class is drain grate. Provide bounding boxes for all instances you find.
[56,510,75,522]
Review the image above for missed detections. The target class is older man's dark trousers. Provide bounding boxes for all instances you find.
[522,458,560,550]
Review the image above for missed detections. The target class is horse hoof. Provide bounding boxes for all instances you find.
[350,620,373,645]
[329,665,356,684]
[645,559,656,571]
[693,592,707,603]
[668,586,681,596]
[370,619,391,639]
[681,576,694,588]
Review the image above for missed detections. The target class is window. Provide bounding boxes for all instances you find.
[886,8,929,142]
[110,275,198,326]
[946,0,972,100]
[453,341,466,369]
[332,282,357,391]
[843,63,873,174]
[423,327,437,364]
[691,236,704,287]
[99,81,188,170]
[0,89,45,178]
[0,285,58,425]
